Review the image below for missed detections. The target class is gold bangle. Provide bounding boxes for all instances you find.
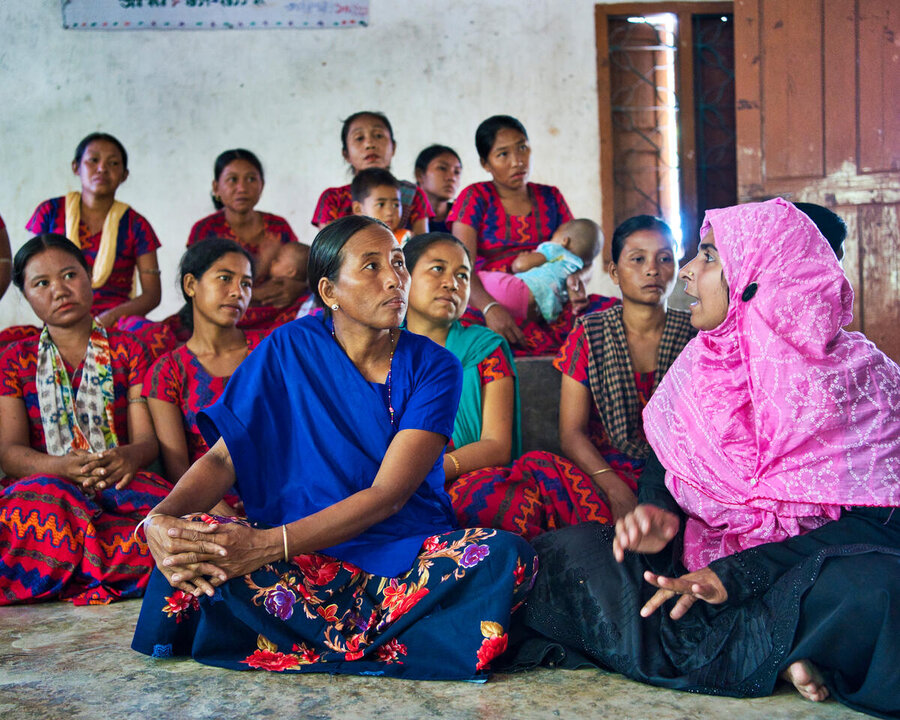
[282,524,289,563]
[591,468,615,477]
[447,452,461,478]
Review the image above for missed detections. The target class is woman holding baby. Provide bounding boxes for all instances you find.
[186,149,310,333]
[450,115,612,355]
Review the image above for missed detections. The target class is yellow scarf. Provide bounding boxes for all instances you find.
[64,191,130,290]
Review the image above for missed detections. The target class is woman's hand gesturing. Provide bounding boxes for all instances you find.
[640,566,728,619]
[612,504,679,562]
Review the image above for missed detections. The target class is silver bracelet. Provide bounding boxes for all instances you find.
[133,512,163,539]
[482,301,500,316]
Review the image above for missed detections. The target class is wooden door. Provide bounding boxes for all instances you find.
[734,0,900,360]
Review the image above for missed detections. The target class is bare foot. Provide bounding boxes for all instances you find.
[782,659,829,702]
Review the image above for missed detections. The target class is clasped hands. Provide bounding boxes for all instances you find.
[613,504,727,620]
[144,515,278,598]
[64,446,140,492]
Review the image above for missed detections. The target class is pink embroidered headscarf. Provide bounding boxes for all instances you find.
[643,198,900,571]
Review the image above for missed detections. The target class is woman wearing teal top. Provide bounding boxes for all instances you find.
[404,233,613,539]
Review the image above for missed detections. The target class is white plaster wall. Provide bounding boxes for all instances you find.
[0,0,679,327]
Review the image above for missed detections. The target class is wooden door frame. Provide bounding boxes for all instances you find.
[595,2,733,263]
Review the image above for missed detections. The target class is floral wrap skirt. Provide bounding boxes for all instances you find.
[132,522,537,680]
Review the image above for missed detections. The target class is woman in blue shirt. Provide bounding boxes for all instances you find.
[132,216,536,680]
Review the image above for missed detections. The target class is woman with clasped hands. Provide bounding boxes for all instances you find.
[132,216,536,679]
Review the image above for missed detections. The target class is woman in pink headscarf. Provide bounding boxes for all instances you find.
[508,199,900,718]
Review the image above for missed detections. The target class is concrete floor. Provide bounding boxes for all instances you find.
[0,600,868,720]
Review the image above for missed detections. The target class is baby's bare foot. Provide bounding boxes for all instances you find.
[782,659,829,702]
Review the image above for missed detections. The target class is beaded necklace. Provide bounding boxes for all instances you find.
[332,325,396,427]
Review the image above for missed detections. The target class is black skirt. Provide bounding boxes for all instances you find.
[505,522,900,718]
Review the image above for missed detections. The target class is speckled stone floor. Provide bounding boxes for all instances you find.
[0,600,867,720]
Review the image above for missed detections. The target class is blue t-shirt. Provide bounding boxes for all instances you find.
[198,315,462,577]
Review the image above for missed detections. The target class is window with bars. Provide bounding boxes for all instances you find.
[595,3,736,262]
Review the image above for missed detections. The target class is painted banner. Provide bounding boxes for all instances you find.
[61,0,369,30]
